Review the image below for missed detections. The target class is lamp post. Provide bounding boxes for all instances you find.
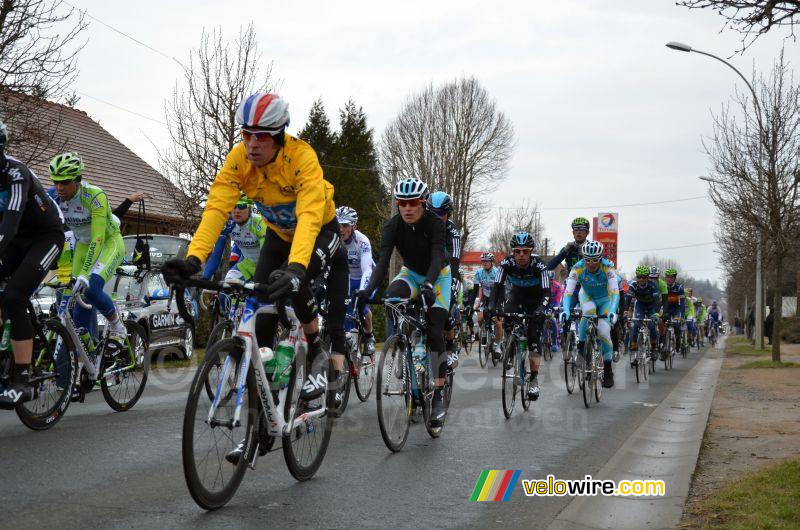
[670,42,765,350]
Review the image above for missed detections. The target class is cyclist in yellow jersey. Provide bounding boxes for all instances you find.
[162,93,348,407]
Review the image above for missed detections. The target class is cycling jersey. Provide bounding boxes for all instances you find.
[708,306,722,322]
[343,229,374,290]
[550,280,565,305]
[685,296,696,319]
[628,279,661,305]
[445,219,461,281]
[365,211,446,290]
[203,212,267,279]
[664,282,685,315]
[562,258,620,314]
[547,242,582,272]
[473,266,498,299]
[55,180,123,279]
[187,134,336,268]
[494,255,549,289]
[0,156,64,254]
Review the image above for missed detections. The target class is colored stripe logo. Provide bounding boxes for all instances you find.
[470,470,521,501]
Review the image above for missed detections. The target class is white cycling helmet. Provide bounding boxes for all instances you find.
[236,93,290,134]
[336,206,358,226]
[393,177,429,201]
[581,240,604,260]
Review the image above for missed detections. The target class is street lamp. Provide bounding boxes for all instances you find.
[672,42,766,350]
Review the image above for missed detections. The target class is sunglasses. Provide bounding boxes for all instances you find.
[636,275,648,280]
[584,257,601,264]
[396,199,422,208]
[241,130,273,142]
[513,248,531,254]
[234,203,250,210]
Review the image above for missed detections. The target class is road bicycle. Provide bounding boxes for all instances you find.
[629,317,652,384]
[172,277,333,510]
[459,304,475,355]
[578,314,607,409]
[540,308,558,362]
[495,311,544,419]
[561,308,581,395]
[56,284,149,411]
[376,297,453,452]
[476,307,499,368]
[0,288,76,430]
[662,317,679,370]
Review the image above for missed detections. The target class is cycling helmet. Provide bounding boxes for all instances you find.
[0,120,7,156]
[665,267,678,277]
[648,266,660,278]
[50,152,84,181]
[581,240,604,259]
[336,205,358,226]
[235,193,253,208]
[426,191,453,215]
[635,265,650,277]
[697,297,703,303]
[393,177,429,201]
[711,299,718,305]
[571,216,590,231]
[236,93,290,134]
[480,252,494,262]
[510,231,534,249]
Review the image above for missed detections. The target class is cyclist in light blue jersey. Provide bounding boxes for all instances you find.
[471,252,503,357]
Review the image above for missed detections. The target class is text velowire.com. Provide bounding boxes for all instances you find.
[523,475,665,497]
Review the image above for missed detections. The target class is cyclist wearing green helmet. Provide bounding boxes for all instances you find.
[202,193,266,283]
[50,151,127,345]
[663,267,685,357]
[548,216,591,320]
[627,265,661,360]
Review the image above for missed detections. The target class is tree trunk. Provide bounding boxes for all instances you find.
[796,260,800,316]
[772,253,783,362]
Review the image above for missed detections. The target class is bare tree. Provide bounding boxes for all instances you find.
[159,24,277,232]
[0,0,87,165]
[486,200,544,254]
[704,50,800,360]
[678,0,800,51]
[380,77,514,249]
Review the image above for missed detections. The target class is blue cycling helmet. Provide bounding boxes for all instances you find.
[393,177,429,201]
[510,231,534,249]
[426,191,453,215]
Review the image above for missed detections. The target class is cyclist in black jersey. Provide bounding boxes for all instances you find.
[489,231,550,401]
[357,178,451,425]
[0,121,65,405]
[547,217,589,320]
[427,191,462,369]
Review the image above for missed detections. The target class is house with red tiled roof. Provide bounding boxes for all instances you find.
[3,94,189,234]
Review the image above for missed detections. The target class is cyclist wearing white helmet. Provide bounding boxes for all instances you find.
[561,240,620,389]
[356,177,451,426]
[336,205,376,354]
[472,252,503,355]
[162,93,349,413]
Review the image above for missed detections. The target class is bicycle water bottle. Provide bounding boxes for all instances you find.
[519,335,528,354]
[259,346,276,381]
[0,321,11,353]
[274,338,295,388]
[412,335,427,375]
[77,327,95,361]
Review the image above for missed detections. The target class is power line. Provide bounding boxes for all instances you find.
[321,163,377,172]
[65,1,186,69]
[618,241,716,253]
[76,91,167,125]
[494,196,707,211]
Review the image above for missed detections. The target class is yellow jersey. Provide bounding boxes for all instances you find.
[187,134,336,268]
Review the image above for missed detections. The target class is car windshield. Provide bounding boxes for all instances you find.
[108,274,143,302]
[123,235,189,267]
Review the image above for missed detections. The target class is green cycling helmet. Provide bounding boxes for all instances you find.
[50,152,84,181]
[635,265,650,277]
[665,267,678,277]
[571,216,590,231]
[235,193,253,208]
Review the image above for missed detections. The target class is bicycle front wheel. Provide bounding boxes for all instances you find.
[376,334,411,452]
[182,338,254,510]
[501,339,517,419]
[101,321,149,412]
[477,326,488,368]
[594,353,603,403]
[15,318,77,430]
[204,319,235,400]
[354,339,375,402]
[582,337,594,408]
[282,353,333,481]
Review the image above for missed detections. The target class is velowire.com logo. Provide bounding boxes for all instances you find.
[469,470,521,502]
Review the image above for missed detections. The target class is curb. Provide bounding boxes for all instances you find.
[549,344,724,530]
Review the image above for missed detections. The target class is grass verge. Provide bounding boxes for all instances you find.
[689,458,800,529]
[738,360,800,369]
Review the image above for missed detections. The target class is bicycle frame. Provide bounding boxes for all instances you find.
[383,297,431,401]
[206,298,324,439]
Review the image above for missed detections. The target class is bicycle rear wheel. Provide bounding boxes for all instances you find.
[15,318,77,430]
[182,338,254,510]
[282,353,333,481]
[354,338,375,402]
[376,334,411,452]
[501,339,517,419]
[101,321,149,412]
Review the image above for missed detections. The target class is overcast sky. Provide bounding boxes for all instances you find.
[67,0,797,285]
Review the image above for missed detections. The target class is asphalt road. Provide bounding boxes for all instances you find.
[0,343,713,528]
